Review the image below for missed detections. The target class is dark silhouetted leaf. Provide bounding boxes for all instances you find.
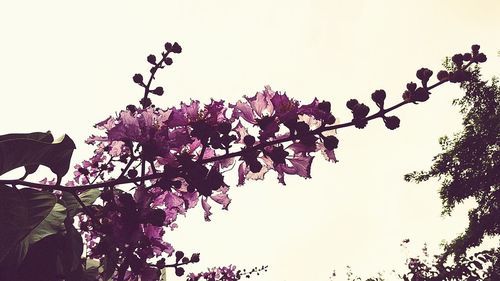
[0,133,76,183]
[0,132,54,179]
[0,187,56,263]
[16,234,63,281]
[60,224,84,274]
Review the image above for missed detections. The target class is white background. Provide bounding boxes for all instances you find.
[1,1,499,280]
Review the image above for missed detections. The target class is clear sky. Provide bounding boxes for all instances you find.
[1,1,499,280]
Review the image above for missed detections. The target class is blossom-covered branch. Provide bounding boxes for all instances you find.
[0,42,487,281]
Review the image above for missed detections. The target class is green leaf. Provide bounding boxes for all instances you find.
[0,133,76,182]
[27,203,67,245]
[0,187,56,263]
[62,189,101,219]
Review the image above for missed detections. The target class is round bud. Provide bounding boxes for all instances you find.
[384,116,400,130]
[190,253,200,263]
[133,73,144,84]
[218,122,232,135]
[156,258,166,269]
[127,169,138,178]
[452,54,463,66]
[249,161,263,173]
[324,114,336,125]
[175,267,185,277]
[101,189,114,202]
[437,70,449,81]
[295,121,310,135]
[147,54,156,64]
[164,42,173,51]
[126,104,137,113]
[476,53,487,63]
[346,99,359,110]
[323,136,339,150]
[463,53,472,61]
[416,68,432,81]
[165,57,173,65]
[181,257,190,264]
[243,135,255,146]
[140,97,152,108]
[318,101,331,113]
[416,68,425,80]
[171,42,182,54]
[413,88,430,102]
[406,82,417,92]
[175,251,185,261]
[353,103,370,118]
[152,87,164,96]
[402,90,411,102]
[78,167,89,176]
[471,44,480,54]
[371,89,386,107]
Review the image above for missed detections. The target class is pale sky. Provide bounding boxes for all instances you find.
[1,1,499,280]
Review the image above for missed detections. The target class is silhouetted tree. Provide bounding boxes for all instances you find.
[404,54,500,280]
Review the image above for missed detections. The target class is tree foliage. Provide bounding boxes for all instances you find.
[405,53,500,279]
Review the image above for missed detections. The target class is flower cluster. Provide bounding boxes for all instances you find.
[59,42,486,281]
[187,265,268,281]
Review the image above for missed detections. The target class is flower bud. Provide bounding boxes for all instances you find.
[318,101,331,113]
[323,136,339,150]
[175,267,185,277]
[175,251,185,261]
[463,53,472,61]
[78,167,89,176]
[147,54,156,64]
[101,189,114,202]
[165,57,173,65]
[413,88,430,102]
[190,253,200,263]
[437,70,449,81]
[324,114,336,125]
[416,68,433,82]
[471,44,480,54]
[476,53,487,63]
[152,86,164,96]
[243,135,255,146]
[133,73,144,84]
[352,103,370,118]
[217,122,232,135]
[140,97,152,108]
[171,42,182,53]
[384,116,400,130]
[402,90,411,102]
[406,82,417,92]
[128,169,138,178]
[295,121,310,135]
[371,89,386,107]
[346,99,359,110]
[452,54,463,66]
[249,161,262,173]
[126,104,137,113]
[164,42,173,51]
